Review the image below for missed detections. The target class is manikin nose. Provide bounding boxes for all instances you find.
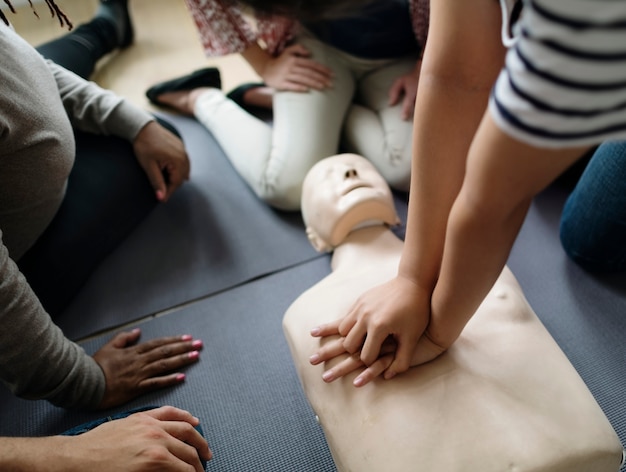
[344,168,358,179]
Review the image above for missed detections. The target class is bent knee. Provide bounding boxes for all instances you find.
[376,155,411,192]
[256,180,303,211]
[560,217,626,273]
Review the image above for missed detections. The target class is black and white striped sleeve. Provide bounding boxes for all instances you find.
[490,0,626,148]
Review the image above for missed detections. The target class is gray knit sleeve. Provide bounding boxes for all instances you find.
[46,60,154,142]
[0,233,106,409]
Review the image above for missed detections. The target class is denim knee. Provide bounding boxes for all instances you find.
[559,141,626,273]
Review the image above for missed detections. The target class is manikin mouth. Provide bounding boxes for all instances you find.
[341,181,372,195]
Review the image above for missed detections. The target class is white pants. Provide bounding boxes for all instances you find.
[194,33,417,210]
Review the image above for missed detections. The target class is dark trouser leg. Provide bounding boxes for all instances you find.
[560,141,626,273]
[36,0,132,79]
[16,120,177,316]
[36,17,119,79]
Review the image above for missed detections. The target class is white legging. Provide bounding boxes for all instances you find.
[194,33,417,210]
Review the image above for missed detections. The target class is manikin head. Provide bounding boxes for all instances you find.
[301,153,400,253]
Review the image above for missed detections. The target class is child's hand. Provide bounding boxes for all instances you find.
[339,276,430,379]
[311,275,431,381]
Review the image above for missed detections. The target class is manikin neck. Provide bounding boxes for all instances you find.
[330,224,403,272]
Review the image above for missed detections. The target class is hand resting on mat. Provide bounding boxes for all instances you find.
[94,329,203,409]
[0,406,212,472]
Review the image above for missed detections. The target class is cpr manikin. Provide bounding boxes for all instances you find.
[283,153,624,472]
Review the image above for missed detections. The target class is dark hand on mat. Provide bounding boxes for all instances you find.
[93,329,203,409]
[133,121,190,202]
[60,406,212,471]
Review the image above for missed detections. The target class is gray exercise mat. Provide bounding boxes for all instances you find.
[55,113,323,340]
[0,257,338,472]
[2,178,624,470]
[508,182,626,469]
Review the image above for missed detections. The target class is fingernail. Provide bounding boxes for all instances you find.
[322,370,334,382]
[384,370,396,380]
[176,373,186,382]
[309,354,319,364]
[310,327,321,336]
[192,339,203,349]
[188,351,199,360]
[353,376,364,387]
[181,334,193,341]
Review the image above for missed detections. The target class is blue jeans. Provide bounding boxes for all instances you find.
[560,141,626,272]
[62,406,208,470]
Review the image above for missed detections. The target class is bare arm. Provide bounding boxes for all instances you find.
[427,113,588,347]
[336,0,507,375]
[398,0,505,298]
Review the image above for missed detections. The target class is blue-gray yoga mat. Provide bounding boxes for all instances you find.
[2,178,623,470]
[0,257,338,472]
[55,113,322,340]
[508,182,626,469]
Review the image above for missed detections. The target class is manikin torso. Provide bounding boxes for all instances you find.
[283,225,623,472]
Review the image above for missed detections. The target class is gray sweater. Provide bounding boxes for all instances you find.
[0,23,153,409]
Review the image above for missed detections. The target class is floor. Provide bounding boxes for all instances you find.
[10,0,260,111]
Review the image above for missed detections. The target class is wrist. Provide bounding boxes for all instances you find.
[241,42,271,78]
[423,327,454,351]
[0,436,79,472]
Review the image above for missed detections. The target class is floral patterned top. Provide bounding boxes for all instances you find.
[183,0,430,57]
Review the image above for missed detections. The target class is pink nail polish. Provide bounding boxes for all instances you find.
[181,334,193,341]
[176,373,186,382]
[188,350,199,360]
[192,339,203,349]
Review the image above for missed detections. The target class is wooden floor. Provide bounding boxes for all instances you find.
[10,0,260,111]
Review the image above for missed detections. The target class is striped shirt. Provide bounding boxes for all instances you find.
[490,0,626,148]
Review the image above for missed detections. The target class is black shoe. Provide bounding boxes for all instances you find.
[226,82,266,108]
[146,68,222,107]
[97,0,133,48]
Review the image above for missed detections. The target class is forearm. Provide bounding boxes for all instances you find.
[428,183,531,346]
[399,77,488,289]
[398,0,505,290]
[0,436,76,472]
[48,61,152,140]
[240,42,273,78]
[428,114,588,347]
[0,241,105,409]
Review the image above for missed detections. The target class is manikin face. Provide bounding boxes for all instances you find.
[301,153,399,252]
